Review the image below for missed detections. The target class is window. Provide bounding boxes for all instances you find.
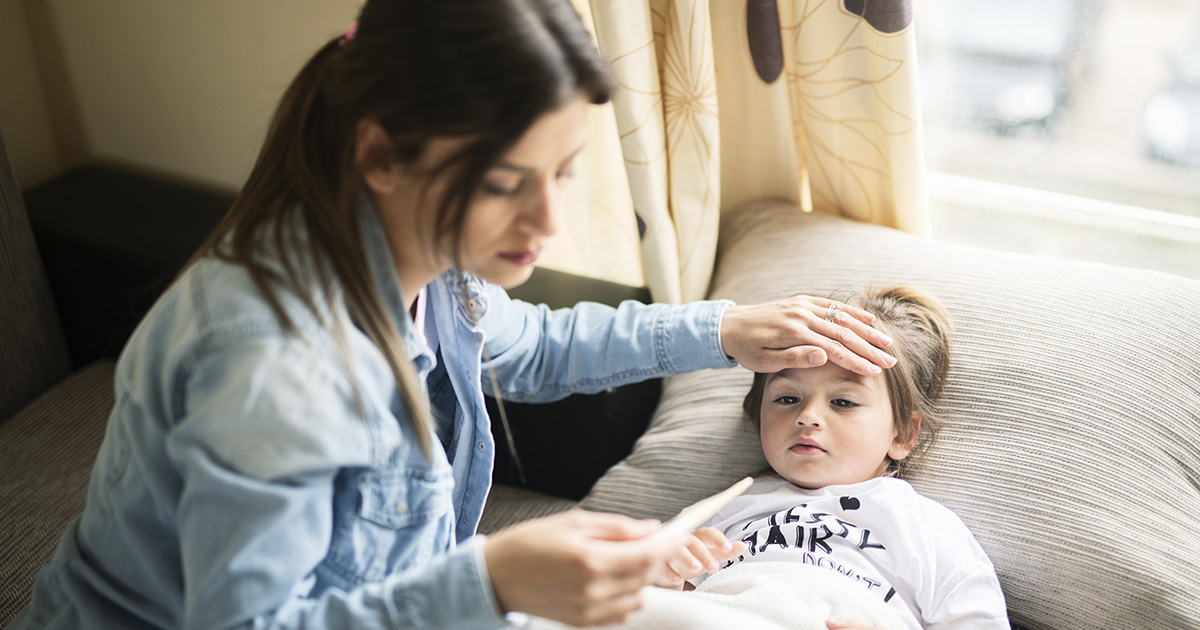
[918,0,1200,280]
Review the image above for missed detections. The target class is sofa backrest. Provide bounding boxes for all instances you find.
[0,127,72,420]
[583,200,1200,630]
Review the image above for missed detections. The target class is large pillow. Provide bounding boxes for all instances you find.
[581,201,1200,630]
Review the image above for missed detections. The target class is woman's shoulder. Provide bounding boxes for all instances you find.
[118,255,340,386]
[181,255,339,342]
[120,257,375,476]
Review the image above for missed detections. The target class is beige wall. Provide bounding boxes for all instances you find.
[1,0,635,283]
[1,0,61,188]
[5,0,359,192]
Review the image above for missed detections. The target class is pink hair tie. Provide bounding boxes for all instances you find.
[338,20,358,47]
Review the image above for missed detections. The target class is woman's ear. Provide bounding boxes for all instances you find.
[355,119,402,194]
[888,412,921,461]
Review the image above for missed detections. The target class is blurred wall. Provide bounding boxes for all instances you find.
[3,0,359,192]
[1,0,640,284]
[1,0,61,188]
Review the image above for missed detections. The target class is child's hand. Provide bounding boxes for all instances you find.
[653,527,745,589]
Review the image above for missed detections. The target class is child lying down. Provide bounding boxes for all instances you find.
[524,287,1009,630]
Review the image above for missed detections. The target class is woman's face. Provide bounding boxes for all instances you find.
[458,95,588,288]
[370,95,588,292]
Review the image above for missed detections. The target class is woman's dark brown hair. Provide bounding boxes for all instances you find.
[188,0,613,458]
[743,287,952,478]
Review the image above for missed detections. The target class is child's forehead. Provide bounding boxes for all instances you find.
[766,364,874,387]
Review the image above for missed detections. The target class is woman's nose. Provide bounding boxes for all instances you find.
[523,177,560,237]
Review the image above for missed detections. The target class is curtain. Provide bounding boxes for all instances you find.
[549,0,925,303]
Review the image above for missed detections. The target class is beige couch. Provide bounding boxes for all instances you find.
[0,130,120,625]
[5,114,1199,628]
[485,201,1200,630]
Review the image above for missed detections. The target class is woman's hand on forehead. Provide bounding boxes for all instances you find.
[720,295,896,376]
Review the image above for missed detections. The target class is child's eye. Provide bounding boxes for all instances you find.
[831,398,858,409]
[773,396,800,405]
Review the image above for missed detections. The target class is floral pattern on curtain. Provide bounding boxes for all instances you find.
[549,0,924,303]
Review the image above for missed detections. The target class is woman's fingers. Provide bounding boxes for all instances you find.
[811,312,897,375]
[579,590,646,627]
[567,509,661,542]
[720,296,897,376]
[809,296,877,327]
[484,510,666,625]
[808,297,892,349]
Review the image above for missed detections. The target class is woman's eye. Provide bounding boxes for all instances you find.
[556,170,576,181]
[482,181,521,197]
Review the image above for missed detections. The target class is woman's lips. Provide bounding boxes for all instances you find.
[499,249,540,266]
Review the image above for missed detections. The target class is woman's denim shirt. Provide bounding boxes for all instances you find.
[9,203,735,630]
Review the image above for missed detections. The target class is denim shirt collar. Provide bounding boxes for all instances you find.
[356,189,436,374]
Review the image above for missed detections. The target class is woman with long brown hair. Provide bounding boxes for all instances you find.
[9,1,895,628]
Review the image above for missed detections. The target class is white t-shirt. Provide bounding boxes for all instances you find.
[691,476,1009,630]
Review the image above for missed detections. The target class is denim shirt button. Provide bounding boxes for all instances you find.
[477,442,485,452]
[394,501,408,515]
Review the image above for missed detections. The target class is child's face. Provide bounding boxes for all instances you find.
[759,364,913,489]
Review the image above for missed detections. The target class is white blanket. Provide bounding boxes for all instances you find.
[520,562,908,630]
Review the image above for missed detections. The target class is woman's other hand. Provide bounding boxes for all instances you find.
[721,295,896,376]
[652,527,745,589]
[483,510,668,626]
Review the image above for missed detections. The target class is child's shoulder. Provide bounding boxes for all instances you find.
[864,478,967,520]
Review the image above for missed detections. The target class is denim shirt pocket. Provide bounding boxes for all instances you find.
[359,468,452,528]
[326,466,455,584]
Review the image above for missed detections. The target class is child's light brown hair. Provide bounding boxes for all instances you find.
[742,286,952,478]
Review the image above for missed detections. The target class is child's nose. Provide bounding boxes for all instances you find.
[796,401,823,427]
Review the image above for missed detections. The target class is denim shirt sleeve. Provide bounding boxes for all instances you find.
[165,333,506,630]
[477,282,737,402]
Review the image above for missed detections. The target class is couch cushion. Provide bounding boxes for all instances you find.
[581,201,1200,630]
[0,128,72,421]
[0,360,115,626]
[477,484,578,535]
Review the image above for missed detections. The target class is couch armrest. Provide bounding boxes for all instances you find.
[24,164,234,368]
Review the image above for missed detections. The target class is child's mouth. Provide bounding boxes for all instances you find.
[790,440,825,455]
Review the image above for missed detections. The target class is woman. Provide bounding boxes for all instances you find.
[9,1,896,628]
